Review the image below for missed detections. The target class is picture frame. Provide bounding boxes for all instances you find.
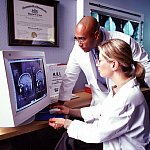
[89,2,144,44]
[7,0,59,47]
[91,9,144,44]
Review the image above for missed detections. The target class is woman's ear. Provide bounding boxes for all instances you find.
[111,60,119,71]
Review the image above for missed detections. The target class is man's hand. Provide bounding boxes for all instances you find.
[52,105,70,115]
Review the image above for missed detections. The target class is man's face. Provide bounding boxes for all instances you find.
[74,26,98,52]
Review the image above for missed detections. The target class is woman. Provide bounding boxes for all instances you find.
[49,39,150,150]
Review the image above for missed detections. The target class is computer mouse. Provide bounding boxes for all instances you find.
[49,108,61,114]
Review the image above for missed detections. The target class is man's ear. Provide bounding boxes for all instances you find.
[111,60,119,71]
[95,31,100,40]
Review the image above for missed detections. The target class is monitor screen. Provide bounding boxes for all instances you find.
[10,58,47,112]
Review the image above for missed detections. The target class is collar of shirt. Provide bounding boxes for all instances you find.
[109,77,138,97]
[91,48,99,61]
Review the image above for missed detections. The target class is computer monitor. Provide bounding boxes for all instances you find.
[0,50,51,127]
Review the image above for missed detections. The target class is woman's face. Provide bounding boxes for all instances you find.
[96,53,113,78]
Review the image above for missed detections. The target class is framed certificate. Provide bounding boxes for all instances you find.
[7,0,59,47]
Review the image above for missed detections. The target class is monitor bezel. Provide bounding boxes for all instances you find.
[1,50,50,127]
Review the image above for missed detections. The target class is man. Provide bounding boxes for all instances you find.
[58,16,150,106]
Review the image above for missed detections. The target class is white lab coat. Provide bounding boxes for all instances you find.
[59,29,150,106]
[67,78,150,150]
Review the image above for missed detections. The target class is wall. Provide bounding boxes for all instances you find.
[0,0,150,92]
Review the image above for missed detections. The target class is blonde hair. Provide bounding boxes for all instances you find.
[98,39,145,82]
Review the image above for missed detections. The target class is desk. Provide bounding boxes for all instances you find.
[0,91,92,140]
[64,91,92,108]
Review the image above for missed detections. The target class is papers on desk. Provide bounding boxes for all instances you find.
[46,63,66,101]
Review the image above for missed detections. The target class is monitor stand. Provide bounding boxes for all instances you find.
[20,115,35,126]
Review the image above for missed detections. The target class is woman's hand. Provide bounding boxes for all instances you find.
[49,118,65,129]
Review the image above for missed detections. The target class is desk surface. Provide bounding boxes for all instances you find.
[0,121,49,140]
[64,91,92,108]
[0,91,91,140]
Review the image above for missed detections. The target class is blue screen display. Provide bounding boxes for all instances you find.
[9,58,47,112]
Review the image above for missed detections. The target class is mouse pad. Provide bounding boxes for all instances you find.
[35,107,65,121]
